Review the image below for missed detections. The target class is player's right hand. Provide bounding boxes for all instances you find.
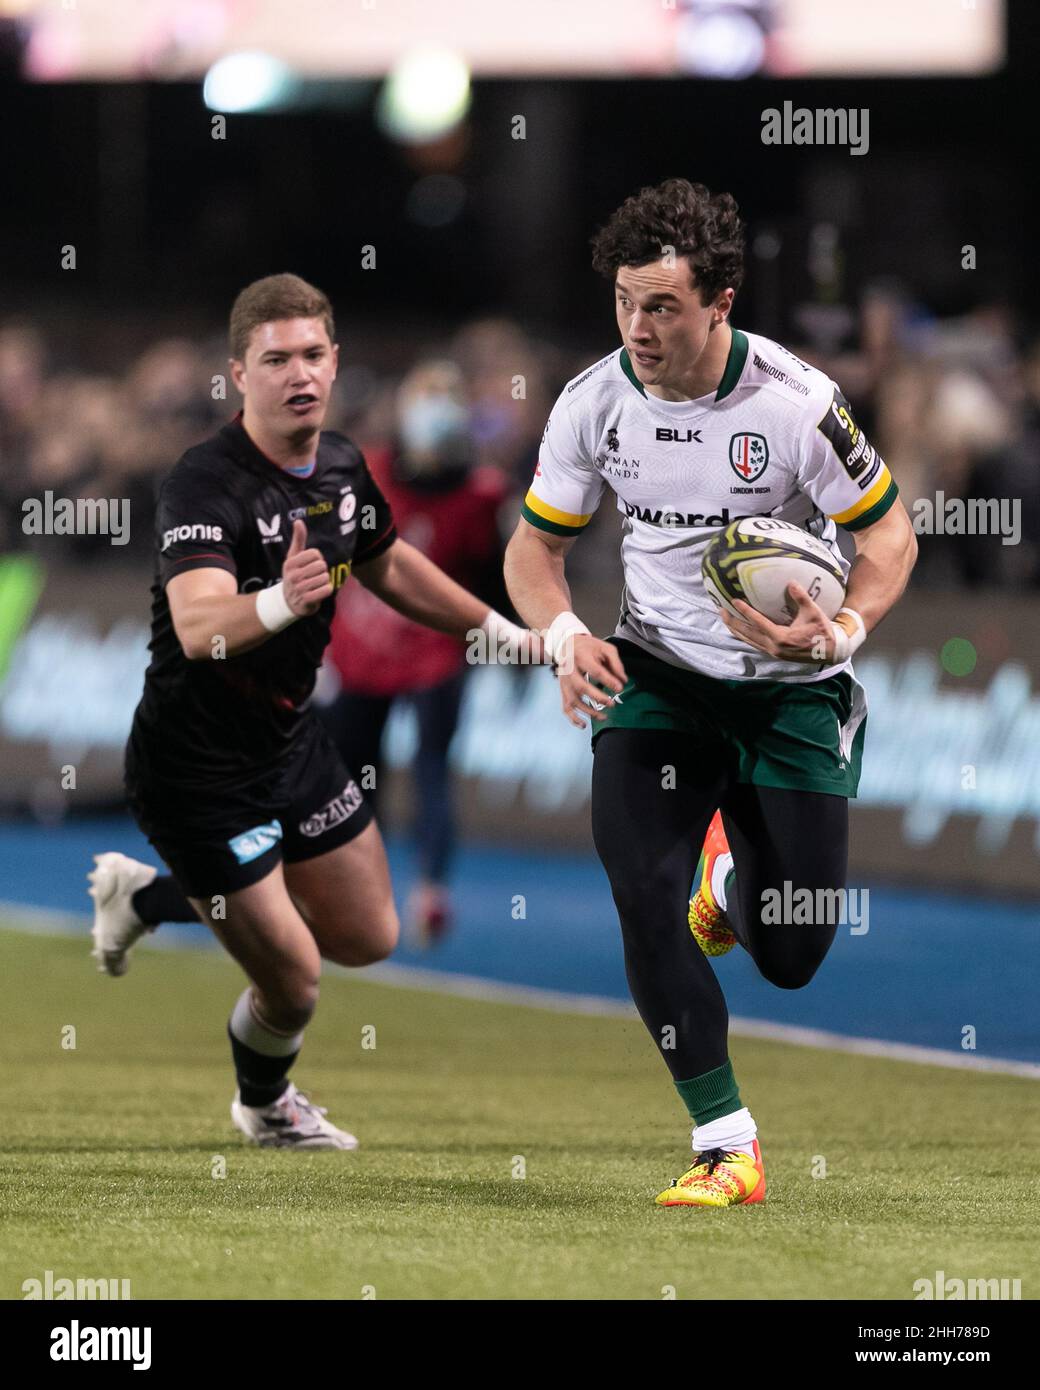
[282,519,333,616]
[557,634,627,729]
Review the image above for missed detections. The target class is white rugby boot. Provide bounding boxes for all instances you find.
[230,1082,359,1150]
[87,851,158,977]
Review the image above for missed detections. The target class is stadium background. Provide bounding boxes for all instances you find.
[0,0,1038,1306]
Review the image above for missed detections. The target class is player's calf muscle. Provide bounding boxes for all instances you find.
[236,966,318,1034]
[255,988,317,1035]
[225,979,317,1037]
[188,890,320,1022]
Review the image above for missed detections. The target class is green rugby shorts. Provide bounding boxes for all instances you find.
[588,637,867,798]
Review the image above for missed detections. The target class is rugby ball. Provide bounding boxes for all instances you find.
[702,517,846,625]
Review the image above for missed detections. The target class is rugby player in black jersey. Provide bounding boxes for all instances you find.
[88,273,535,1149]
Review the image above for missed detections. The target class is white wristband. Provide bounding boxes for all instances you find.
[480,608,530,662]
[255,581,299,634]
[545,610,591,666]
[480,609,526,646]
[830,606,866,663]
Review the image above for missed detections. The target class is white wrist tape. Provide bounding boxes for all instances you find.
[830,606,866,663]
[480,609,527,646]
[545,610,590,664]
[255,581,299,634]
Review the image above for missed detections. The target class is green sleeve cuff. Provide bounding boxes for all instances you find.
[840,478,898,532]
[520,501,587,537]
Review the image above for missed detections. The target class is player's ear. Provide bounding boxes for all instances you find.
[228,357,246,395]
[712,290,734,326]
[330,342,339,379]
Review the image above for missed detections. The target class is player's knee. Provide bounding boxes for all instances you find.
[609,872,688,943]
[365,904,400,963]
[607,863,671,916]
[326,905,399,967]
[756,955,825,990]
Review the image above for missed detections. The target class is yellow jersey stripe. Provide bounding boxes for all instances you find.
[523,490,593,529]
[829,466,893,525]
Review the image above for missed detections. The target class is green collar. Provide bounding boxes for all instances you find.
[619,326,748,404]
[618,345,646,396]
[715,327,749,401]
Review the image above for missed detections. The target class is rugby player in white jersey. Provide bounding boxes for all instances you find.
[504,179,917,1207]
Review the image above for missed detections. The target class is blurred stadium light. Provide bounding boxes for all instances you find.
[202,51,299,113]
[675,0,774,79]
[375,44,471,144]
[15,0,1005,80]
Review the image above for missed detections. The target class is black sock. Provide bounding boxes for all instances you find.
[228,1025,299,1108]
[131,875,197,925]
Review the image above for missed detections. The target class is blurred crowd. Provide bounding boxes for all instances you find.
[805,285,1040,588]
[2,289,1038,586]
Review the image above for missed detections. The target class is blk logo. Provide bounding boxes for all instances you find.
[606,428,620,452]
[656,427,703,442]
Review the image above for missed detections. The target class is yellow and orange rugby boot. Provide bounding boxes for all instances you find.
[688,810,736,956]
[655,1140,766,1208]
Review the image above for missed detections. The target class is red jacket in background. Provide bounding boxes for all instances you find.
[327,444,510,696]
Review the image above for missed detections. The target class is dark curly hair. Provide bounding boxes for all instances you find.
[590,178,745,304]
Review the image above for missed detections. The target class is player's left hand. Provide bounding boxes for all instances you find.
[721,582,837,664]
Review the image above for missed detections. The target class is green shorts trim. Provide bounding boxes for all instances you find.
[589,638,868,798]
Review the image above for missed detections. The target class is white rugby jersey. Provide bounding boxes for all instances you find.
[522,327,898,682]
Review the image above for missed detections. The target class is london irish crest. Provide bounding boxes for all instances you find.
[729,433,769,483]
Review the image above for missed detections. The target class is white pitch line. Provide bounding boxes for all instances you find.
[4,905,1039,1080]
[0,901,218,953]
[352,960,1040,1080]
[0,903,101,936]
[354,958,638,1016]
[721,1016,1040,1080]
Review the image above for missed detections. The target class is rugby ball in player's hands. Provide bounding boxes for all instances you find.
[701,517,846,626]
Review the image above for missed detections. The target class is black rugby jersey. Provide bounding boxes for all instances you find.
[128,415,396,788]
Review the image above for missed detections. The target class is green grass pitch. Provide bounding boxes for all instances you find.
[2,922,1037,1300]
